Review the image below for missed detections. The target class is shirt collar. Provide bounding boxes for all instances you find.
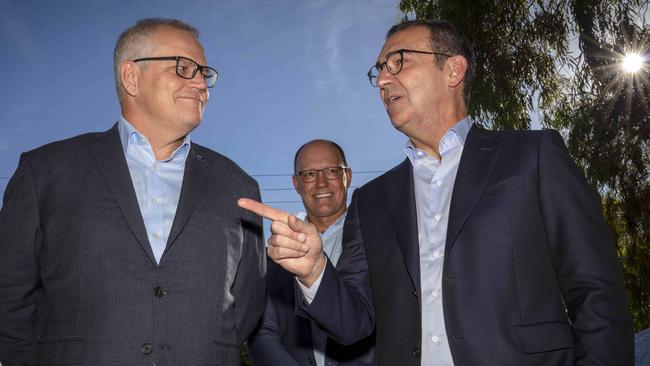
[118,116,191,161]
[321,212,346,238]
[404,115,473,161]
[294,211,347,238]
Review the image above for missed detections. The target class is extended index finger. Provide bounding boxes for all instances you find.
[238,198,290,223]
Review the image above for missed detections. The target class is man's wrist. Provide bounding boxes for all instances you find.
[298,253,327,288]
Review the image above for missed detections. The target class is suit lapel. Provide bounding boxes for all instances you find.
[445,125,500,253]
[164,145,213,254]
[89,124,157,266]
[387,159,421,294]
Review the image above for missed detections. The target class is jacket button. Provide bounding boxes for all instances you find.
[141,343,153,355]
[413,346,421,358]
[154,287,167,297]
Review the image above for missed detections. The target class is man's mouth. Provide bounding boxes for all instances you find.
[384,95,402,106]
[178,93,204,104]
[314,193,332,199]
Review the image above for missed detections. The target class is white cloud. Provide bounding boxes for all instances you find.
[0,0,33,52]
[308,0,399,92]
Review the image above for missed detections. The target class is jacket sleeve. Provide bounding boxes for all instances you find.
[537,130,634,364]
[247,291,302,366]
[233,182,266,345]
[0,154,43,366]
[294,190,375,345]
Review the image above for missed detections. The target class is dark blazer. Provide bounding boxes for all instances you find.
[247,258,374,366]
[297,126,634,365]
[0,125,265,366]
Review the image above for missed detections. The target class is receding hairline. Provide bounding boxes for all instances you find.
[293,139,348,174]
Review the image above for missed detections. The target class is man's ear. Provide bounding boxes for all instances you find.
[447,55,468,88]
[292,175,302,194]
[345,168,352,188]
[120,61,139,97]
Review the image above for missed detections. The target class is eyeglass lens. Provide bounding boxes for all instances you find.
[300,167,345,182]
[176,57,218,88]
[368,52,403,86]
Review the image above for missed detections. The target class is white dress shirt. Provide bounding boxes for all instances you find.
[405,116,472,365]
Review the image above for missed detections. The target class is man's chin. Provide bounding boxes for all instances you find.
[179,118,201,134]
[390,118,408,131]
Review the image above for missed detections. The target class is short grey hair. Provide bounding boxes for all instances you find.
[113,18,200,102]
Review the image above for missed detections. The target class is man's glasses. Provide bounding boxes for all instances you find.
[133,56,219,88]
[295,166,348,183]
[367,49,451,87]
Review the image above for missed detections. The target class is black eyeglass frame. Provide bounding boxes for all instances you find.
[295,166,349,183]
[133,56,219,88]
[367,48,452,87]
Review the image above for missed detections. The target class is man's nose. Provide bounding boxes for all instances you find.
[376,65,394,88]
[315,171,328,186]
[190,70,208,90]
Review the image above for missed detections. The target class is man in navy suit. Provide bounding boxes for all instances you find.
[0,18,265,365]
[239,19,633,365]
[248,140,374,366]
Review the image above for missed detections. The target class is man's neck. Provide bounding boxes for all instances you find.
[306,212,345,234]
[407,110,468,160]
[123,114,187,160]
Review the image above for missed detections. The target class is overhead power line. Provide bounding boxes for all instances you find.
[261,185,363,192]
[251,170,385,177]
[1,170,386,180]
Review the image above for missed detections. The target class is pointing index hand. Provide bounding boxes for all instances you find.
[237,198,326,286]
[237,198,289,223]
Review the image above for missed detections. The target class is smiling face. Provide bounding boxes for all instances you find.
[128,25,209,140]
[293,141,351,232]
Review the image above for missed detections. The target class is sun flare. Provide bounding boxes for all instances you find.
[622,53,645,73]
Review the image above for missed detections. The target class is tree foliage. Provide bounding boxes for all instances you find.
[400,0,573,129]
[399,0,649,331]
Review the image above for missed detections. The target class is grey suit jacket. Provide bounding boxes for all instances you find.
[0,125,265,366]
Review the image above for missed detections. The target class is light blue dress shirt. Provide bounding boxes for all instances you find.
[404,116,472,366]
[296,212,346,366]
[118,117,190,264]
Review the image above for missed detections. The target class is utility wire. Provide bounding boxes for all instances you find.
[1,171,386,180]
[250,170,385,177]
[261,185,364,192]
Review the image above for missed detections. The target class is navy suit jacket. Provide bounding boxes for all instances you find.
[248,258,374,366]
[0,125,266,366]
[296,126,633,365]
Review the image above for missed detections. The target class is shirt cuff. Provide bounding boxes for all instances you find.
[296,258,327,305]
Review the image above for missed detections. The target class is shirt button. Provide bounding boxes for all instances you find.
[151,197,158,205]
[432,335,440,343]
[434,214,442,222]
[432,289,439,298]
[435,180,442,187]
[433,249,442,258]
[141,343,153,355]
[152,232,159,239]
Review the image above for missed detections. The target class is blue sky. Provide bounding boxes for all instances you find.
[0,0,408,216]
